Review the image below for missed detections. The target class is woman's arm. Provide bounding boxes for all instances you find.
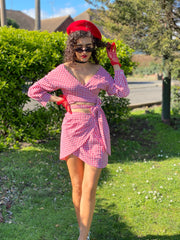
[28,65,64,107]
[49,95,63,103]
[113,64,121,71]
[104,43,130,98]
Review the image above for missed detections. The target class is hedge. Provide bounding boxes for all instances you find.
[0,26,135,150]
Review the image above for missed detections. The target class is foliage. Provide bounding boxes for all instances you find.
[0,27,134,150]
[133,61,163,76]
[0,107,180,239]
[88,0,180,72]
[171,85,180,116]
[87,0,180,54]
[0,27,67,150]
[0,18,19,28]
[131,54,180,80]
[171,57,180,80]
[0,104,64,151]
[100,93,130,131]
[7,18,20,28]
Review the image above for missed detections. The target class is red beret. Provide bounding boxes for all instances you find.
[67,20,102,40]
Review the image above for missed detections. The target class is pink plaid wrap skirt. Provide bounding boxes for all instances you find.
[60,100,110,168]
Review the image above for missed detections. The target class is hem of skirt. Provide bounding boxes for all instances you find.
[59,155,108,169]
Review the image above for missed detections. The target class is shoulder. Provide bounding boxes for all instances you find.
[47,63,65,75]
[55,63,65,70]
[98,66,113,78]
[64,62,72,67]
[44,63,66,82]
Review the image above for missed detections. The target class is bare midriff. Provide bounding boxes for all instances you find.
[70,102,95,113]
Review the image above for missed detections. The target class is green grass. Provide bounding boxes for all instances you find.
[0,107,180,240]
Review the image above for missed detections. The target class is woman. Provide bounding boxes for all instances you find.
[28,20,130,240]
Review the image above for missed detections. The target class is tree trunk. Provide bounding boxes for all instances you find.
[161,55,171,124]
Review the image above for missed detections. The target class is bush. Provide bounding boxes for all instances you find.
[171,85,180,116]
[172,58,180,80]
[0,18,19,28]
[101,94,130,132]
[0,27,134,150]
[133,61,163,76]
[0,27,67,150]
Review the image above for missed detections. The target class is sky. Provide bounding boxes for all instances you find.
[5,0,93,19]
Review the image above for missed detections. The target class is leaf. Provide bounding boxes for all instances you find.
[0,212,4,223]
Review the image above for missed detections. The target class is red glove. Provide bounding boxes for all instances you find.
[57,95,72,114]
[106,42,121,67]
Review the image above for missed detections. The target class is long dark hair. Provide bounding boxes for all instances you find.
[63,30,106,64]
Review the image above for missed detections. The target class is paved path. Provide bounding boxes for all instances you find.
[128,80,162,107]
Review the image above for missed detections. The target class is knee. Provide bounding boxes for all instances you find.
[82,183,96,200]
[72,182,82,196]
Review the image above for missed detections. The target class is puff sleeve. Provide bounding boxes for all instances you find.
[105,69,130,98]
[28,64,64,107]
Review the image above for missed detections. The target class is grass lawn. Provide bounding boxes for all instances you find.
[0,107,180,240]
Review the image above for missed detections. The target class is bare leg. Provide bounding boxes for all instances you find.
[67,155,102,240]
[67,155,84,226]
[79,163,102,240]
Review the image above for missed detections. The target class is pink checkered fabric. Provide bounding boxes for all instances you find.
[28,64,130,168]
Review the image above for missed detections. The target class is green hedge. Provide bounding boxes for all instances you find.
[0,26,134,150]
[171,85,180,116]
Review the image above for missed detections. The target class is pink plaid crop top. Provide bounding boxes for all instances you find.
[28,64,130,107]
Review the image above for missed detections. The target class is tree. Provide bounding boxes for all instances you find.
[87,0,180,124]
[0,18,19,28]
[7,18,19,28]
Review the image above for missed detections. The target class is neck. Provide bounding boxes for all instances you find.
[75,59,89,64]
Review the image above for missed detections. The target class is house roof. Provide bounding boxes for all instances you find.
[0,9,34,30]
[41,15,73,32]
[74,8,95,21]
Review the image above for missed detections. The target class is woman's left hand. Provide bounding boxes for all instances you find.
[106,42,121,67]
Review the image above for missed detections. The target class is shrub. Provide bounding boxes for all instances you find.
[0,18,19,28]
[0,27,66,150]
[0,27,134,150]
[101,94,130,131]
[133,61,163,76]
[171,86,180,116]
[172,58,180,80]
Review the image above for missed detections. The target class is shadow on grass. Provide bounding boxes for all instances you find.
[109,110,180,164]
[92,196,180,240]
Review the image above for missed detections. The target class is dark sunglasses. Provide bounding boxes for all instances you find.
[74,47,94,53]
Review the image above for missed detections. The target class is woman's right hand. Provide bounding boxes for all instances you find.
[49,95,64,103]
[56,95,72,114]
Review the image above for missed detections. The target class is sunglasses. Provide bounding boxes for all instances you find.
[74,47,94,53]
